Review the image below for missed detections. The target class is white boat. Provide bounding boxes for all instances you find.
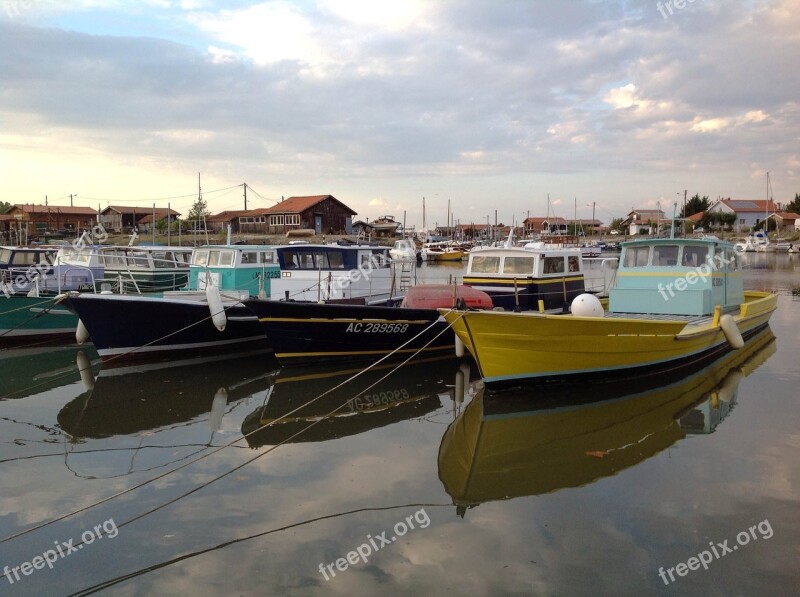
[389,239,419,262]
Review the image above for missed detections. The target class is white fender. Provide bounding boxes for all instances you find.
[76,350,95,391]
[76,319,90,345]
[455,335,465,358]
[719,314,743,349]
[206,284,227,332]
[209,387,228,432]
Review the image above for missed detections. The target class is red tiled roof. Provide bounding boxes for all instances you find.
[774,211,800,220]
[102,205,180,217]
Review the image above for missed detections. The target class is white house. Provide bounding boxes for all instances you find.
[706,199,777,232]
[621,209,666,236]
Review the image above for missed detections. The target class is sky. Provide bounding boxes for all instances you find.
[1,0,798,228]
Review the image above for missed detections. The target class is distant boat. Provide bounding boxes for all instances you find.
[441,237,777,388]
[421,242,464,262]
[389,238,420,262]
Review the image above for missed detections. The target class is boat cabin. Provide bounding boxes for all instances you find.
[463,246,584,311]
[610,238,744,316]
[273,243,394,302]
[190,245,280,297]
[57,245,193,293]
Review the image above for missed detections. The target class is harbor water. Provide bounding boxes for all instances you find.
[0,253,798,596]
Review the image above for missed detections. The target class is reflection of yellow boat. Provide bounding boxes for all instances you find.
[441,238,777,387]
[438,328,775,513]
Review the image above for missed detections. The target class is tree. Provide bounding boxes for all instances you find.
[0,201,12,214]
[186,195,210,224]
[609,217,624,232]
[680,194,710,218]
[786,192,800,214]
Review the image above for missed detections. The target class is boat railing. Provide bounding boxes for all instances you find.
[582,257,619,297]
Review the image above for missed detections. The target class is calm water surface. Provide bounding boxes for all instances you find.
[0,254,798,596]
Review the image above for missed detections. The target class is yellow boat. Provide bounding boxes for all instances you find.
[438,327,776,512]
[440,237,777,388]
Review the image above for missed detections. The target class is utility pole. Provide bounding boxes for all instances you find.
[591,201,596,237]
[70,194,75,207]
[243,183,248,211]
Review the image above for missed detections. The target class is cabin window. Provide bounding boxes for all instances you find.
[328,251,344,269]
[270,215,284,226]
[217,251,234,266]
[568,256,580,273]
[43,252,55,265]
[713,247,724,270]
[543,256,565,274]
[152,251,174,269]
[313,251,329,269]
[193,251,209,266]
[624,246,650,267]
[286,215,300,226]
[260,251,277,264]
[128,251,149,267]
[653,245,679,266]
[13,252,36,266]
[471,255,501,274]
[0,249,11,264]
[502,256,535,275]
[208,251,221,266]
[681,246,708,267]
[729,251,739,271]
[241,251,258,264]
[174,252,191,265]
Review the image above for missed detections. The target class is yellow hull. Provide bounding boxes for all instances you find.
[428,250,465,262]
[440,291,776,386]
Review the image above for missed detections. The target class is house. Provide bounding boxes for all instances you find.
[706,199,780,232]
[5,204,98,238]
[523,216,568,235]
[100,206,180,233]
[772,211,800,232]
[136,210,182,234]
[207,209,273,234]
[620,209,666,236]
[261,195,356,235]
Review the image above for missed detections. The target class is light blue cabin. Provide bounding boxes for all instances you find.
[189,245,280,297]
[609,238,744,316]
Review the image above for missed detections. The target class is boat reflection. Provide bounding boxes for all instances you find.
[438,327,776,516]
[0,345,99,401]
[57,351,277,440]
[242,356,471,447]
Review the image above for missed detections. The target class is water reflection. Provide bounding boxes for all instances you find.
[58,352,277,440]
[242,356,470,447]
[0,345,98,401]
[438,327,776,516]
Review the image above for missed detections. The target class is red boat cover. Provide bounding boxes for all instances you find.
[401,284,493,310]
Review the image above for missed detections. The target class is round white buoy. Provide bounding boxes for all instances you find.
[719,314,744,349]
[76,319,90,344]
[76,350,95,391]
[570,293,604,317]
[206,284,227,332]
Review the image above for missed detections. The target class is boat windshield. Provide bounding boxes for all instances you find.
[543,256,565,274]
[681,245,709,267]
[624,245,650,267]
[502,256,535,275]
[0,248,11,265]
[652,245,679,266]
[470,255,501,274]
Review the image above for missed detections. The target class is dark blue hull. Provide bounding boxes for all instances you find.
[63,293,269,363]
[243,299,454,366]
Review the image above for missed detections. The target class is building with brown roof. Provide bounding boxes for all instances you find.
[100,206,181,233]
[4,204,98,238]
[261,195,357,235]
